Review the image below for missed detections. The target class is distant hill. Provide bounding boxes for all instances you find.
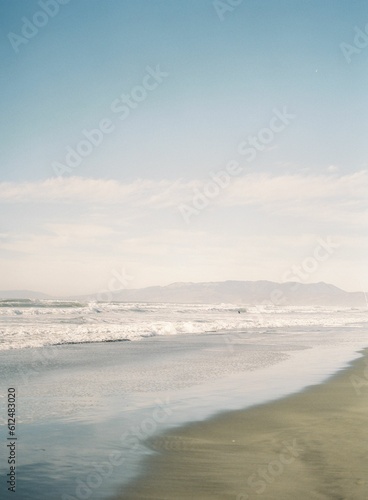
[1,282,366,306]
[84,280,367,306]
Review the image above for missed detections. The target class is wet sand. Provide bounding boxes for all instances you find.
[118,349,368,499]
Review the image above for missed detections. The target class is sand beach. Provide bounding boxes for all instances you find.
[118,350,368,499]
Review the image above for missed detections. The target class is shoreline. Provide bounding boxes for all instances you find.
[1,330,368,499]
[117,348,368,499]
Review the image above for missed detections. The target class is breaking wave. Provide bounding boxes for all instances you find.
[0,300,367,351]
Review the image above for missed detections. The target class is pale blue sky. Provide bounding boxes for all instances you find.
[1,0,367,295]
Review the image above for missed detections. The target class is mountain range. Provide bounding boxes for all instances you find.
[0,281,366,306]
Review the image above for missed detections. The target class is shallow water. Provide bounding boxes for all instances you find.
[1,325,368,499]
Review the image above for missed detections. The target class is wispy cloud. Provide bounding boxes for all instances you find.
[219,170,367,206]
[0,177,177,205]
[1,172,366,228]
[0,170,367,205]
[1,172,366,292]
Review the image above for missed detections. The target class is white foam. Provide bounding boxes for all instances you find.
[0,300,367,351]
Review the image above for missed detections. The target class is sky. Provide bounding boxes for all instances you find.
[0,0,367,296]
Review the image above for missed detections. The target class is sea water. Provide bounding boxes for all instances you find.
[0,301,367,499]
[0,299,367,351]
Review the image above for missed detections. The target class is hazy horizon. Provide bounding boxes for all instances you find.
[0,278,366,300]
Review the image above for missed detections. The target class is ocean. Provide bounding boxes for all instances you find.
[0,301,368,499]
[0,299,367,351]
